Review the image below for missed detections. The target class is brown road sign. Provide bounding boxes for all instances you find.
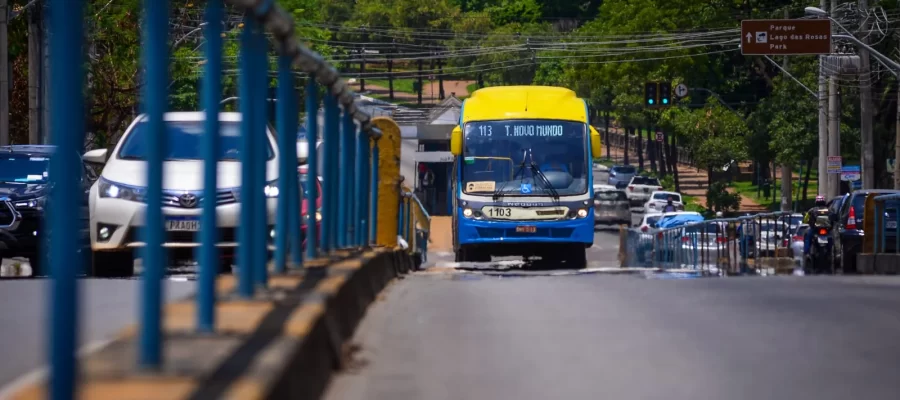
[740,19,831,55]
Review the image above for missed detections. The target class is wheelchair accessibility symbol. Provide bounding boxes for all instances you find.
[520,183,533,194]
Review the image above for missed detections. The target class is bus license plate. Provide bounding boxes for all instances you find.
[516,225,537,233]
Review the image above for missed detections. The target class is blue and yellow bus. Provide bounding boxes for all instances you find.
[449,86,602,266]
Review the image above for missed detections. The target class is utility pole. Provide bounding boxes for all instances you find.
[896,37,900,189]
[437,51,445,100]
[0,0,9,146]
[859,0,874,189]
[781,8,793,212]
[359,27,367,93]
[417,57,423,105]
[817,0,828,197]
[28,5,42,144]
[388,40,395,101]
[828,0,841,197]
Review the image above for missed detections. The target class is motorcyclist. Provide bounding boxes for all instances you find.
[662,196,678,212]
[802,195,830,258]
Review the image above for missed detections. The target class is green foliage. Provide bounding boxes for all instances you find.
[706,181,741,212]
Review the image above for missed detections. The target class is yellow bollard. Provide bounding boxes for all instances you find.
[371,117,402,248]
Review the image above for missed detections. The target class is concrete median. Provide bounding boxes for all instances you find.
[7,248,414,400]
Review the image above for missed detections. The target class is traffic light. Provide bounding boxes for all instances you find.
[644,82,658,107]
[659,82,671,106]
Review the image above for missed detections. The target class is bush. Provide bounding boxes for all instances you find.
[707,181,741,212]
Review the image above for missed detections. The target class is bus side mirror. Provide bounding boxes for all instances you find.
[589,126,602,158]
[450,126,462,156]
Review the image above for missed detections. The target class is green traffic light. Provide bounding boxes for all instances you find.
[648,99,654,105]
[662,98,668,104]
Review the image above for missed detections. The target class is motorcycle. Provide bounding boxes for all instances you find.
[805,216,833,274]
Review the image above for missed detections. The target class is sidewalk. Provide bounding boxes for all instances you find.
[601,139,767,212]
[349,80,475,104]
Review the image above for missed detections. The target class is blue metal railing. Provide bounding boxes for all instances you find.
[621,211,796,274]
[45,0,384,398]
[400,188,431,266]
[872,193,900,254]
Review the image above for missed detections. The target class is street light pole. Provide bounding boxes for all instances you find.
[827,0,840,198]
[816,0,828,197]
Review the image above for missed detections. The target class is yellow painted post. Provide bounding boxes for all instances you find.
[371,117,401,248]
[863,193,877,254]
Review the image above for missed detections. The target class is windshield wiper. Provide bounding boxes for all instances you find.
[528,161,560,201]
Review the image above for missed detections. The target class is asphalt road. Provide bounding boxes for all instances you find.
[0,279,195,392]
[324,262,900,399]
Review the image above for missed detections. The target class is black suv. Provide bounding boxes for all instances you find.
[831,189,900,273]
[0,145,95,275]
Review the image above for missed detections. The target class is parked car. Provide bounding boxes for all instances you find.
[776,213,804,237]
[607,165,637,189]
[593,187,631,225]
[84,112,291,277]
[298,164,322,248]
[679,221,731,264]
[625,176,663,207]
[831,189,900,273]
[0,145,95,275]
[786,224,809,268]
[643,190,684,214]
[636,212,663,233]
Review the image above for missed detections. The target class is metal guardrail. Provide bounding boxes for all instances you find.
[872,193,900,253]
[400,188,431,267]
[621,211,798,274]
[45,0,387,397]
[601,129,694,167]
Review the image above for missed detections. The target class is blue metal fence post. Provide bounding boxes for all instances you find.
[251,23,268,288]
[139,0,170,369]
[370,139,380,243]
[340,110,354,247]
[305,77,319,259]
[198,0,223,333]
[398,196,406,243]
[47,0,86,396]
[328,99,340,249]
[276,54,300,271]
[355,125,367,246]
[321,94,339,252]
[237,14,257,298]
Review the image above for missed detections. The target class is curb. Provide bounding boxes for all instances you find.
[6,248,413,400]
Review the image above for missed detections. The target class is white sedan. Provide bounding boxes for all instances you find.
[643,190,684,214]
[84,111,294,277]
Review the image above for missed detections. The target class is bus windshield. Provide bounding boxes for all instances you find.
[461,119,587,196]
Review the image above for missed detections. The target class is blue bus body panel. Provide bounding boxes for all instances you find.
[456,207,595,246]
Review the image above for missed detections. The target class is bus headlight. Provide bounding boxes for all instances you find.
[463,208,473,218]
[577,209,588,218]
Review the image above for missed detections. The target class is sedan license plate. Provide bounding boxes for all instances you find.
[515,225,537,233]
[166,217,200,232]
[888,221,897,229]
[817,236,828,244]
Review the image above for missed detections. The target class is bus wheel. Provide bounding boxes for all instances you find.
[565,245,587,269]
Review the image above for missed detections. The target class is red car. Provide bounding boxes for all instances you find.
[299,165,322,248]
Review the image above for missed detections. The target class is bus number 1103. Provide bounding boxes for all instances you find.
[488,207,511,217]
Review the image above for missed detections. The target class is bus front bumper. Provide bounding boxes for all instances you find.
[457,217,594,246]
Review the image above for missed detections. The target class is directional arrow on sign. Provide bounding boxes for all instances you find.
[746,32,752,43]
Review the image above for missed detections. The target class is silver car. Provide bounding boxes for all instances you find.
[789,224,809,267]
[594,189,631,225]
[607,165,637,189]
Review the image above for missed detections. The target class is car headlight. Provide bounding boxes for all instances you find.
[98,178,145,202]
[303,211,322,223]
[264,181,279,198]
[14,196,46,210]
[576,209,588,218]
[463,208,473,218]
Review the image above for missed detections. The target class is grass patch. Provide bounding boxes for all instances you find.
[467,82,480,94]
[367,79,417,94]
[730,178,818,212]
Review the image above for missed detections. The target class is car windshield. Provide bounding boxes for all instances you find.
[612,166,636,174]
[796,226,809,236]
[117,120,274,161]
[595,191,627,201]
[652,192,680,202]
[631,177,659,186]
[782,215,803,226]
[759,221,777,232]
[0,154,50,184]
[461,119,587,196]
[299,172,322,199]
[646,215,661,227]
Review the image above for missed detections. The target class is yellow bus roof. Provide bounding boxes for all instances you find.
[461,86,587,124]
